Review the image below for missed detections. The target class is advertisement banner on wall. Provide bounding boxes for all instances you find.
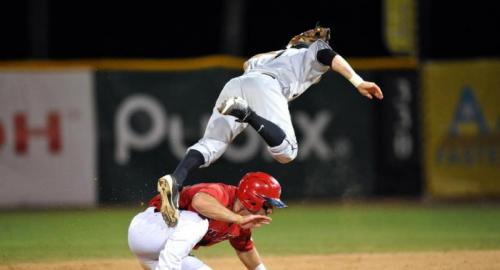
[0,71,96,207]
[374,70,421,195]
[95,69,377,203]
[423,60,500,198]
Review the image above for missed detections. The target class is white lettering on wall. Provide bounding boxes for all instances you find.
[115,94,350,164]
[393,78,413,160]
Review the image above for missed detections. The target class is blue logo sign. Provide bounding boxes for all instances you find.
[436,87,499,165]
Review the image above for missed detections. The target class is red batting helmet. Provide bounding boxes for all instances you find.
[237,172,287,212]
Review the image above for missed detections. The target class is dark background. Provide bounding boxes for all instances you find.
[1,0,498,201]
[95,69,389,202]
[1,0,499,60]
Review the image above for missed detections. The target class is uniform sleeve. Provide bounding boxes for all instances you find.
[229,229,254,252]
[148,194,162,211]
[197,184,230,207]
[304,40,332,76]
[244,50,284,72]
[309,40,333,54]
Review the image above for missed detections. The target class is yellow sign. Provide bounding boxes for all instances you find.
[383,0,417,55]
[423,60,500,198]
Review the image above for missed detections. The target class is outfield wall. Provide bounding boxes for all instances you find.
[422,60,500,198]
[0,57,421,206]
[0,70,96,207]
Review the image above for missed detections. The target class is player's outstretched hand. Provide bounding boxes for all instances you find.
[238,214,272,230]
[357,81,383,100]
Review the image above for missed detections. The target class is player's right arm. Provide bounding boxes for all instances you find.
[330,54,383,100]
[192,192,270,229]
[314,41,383,100]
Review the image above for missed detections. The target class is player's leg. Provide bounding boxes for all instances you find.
[218,96,286,147]
[128,207,173,270]
[219,74,298,163]
[158,78,247,227]
[160,79,249,182]
[158,211,209,270]
[254,92,298,163]
[157,149,204,227]
[181,255,213,270]
[188,112,247,168]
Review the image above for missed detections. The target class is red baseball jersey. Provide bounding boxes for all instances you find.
[149,183,254,252]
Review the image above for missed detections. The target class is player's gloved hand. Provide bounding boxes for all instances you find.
[237,214,272,230]
[357,81,384,100]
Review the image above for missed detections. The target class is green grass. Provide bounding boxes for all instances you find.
[0,207,139,263]
[1,203,500,263]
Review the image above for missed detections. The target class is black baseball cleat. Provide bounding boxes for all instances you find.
[157,175,180,227]
[218,97,253,122]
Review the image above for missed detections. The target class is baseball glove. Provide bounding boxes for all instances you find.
[287,23,331,48]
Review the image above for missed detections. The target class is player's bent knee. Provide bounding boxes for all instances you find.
[158,249,182,269]
[188,138,229,168]
[272,151,297,164]
[268,138,298,164]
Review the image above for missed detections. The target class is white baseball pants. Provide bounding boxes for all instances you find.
[128,207,211,270]
[189,72,298,166]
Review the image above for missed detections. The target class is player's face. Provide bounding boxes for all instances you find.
[262,202,274,215]
[237,202,273,216]
[250,202,273,216]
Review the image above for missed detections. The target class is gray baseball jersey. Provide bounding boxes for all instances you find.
[189,40,332,166]
[244,39,332,101]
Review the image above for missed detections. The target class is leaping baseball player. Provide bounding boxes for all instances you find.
[157,24,383,226]
[128,172,285,270]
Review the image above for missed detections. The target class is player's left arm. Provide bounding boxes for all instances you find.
[192,192,271,229]
[317,49,383,100]
[236,247,267,270]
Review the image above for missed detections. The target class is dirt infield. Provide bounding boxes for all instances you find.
[2,250,499,270]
